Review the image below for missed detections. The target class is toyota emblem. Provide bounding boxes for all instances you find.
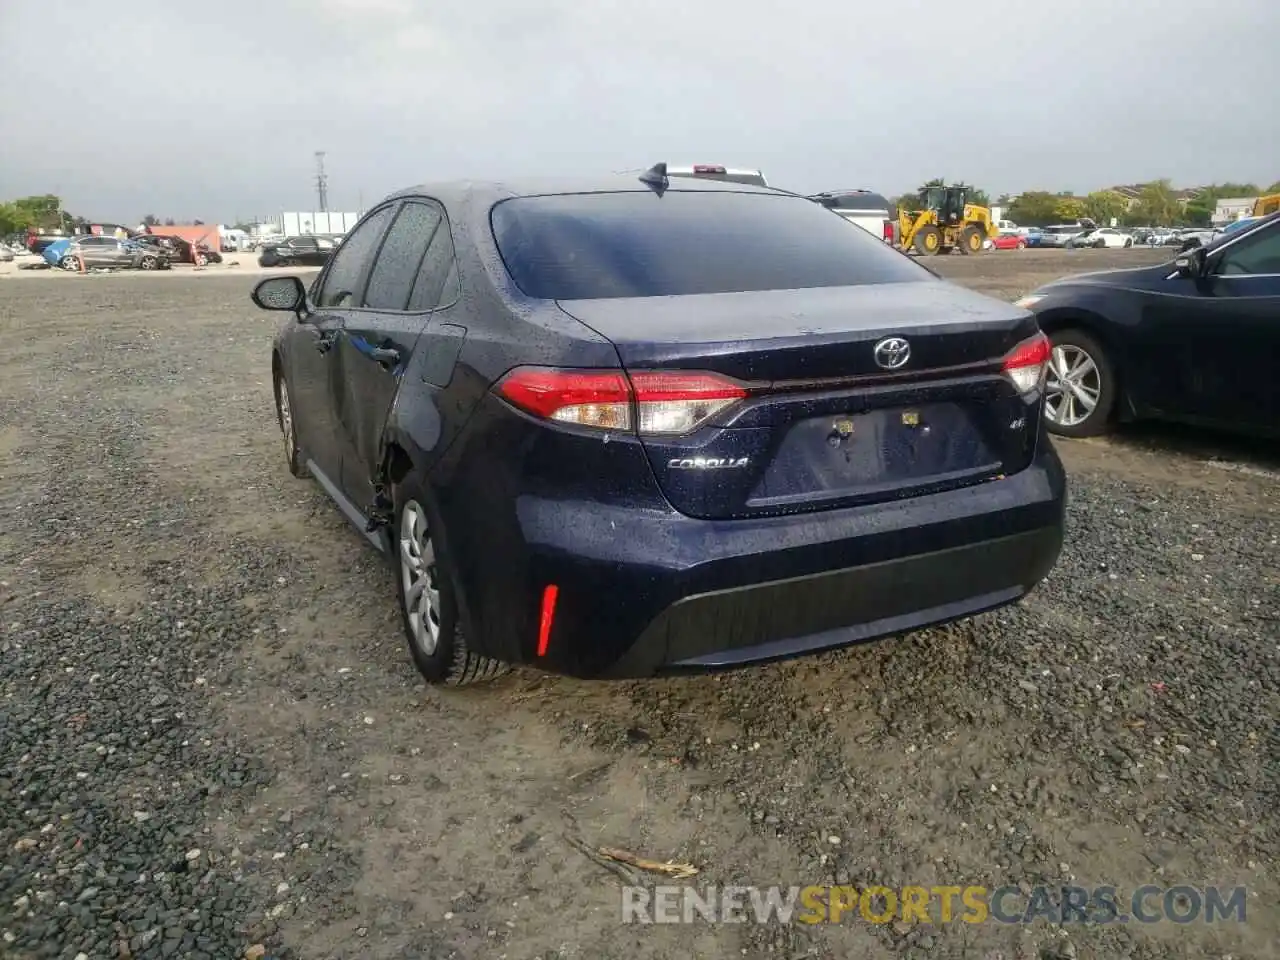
[873,337,911,370]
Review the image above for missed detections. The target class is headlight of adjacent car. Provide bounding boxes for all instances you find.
[1013,295,1045,309]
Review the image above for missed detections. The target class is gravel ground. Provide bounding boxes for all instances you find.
[1,250,1277,960]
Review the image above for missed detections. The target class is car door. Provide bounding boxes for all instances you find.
[1141,219,1280,430]
[334,199,443,511]
[285,205,398,490]
[77,236,110,267]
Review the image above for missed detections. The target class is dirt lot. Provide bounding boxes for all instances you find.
[1,249,1276,960]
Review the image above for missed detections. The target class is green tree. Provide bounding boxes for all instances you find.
[1131,179,1179,226]
[1084,190,1130,226]
[142,214,160,227]
[1266,181,1280,194]
[1054,197,1087,222]
[1006,191,1061,226]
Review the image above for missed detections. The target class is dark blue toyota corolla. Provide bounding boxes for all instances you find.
[251,167,1066,685]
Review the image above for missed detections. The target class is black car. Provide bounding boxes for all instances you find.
[251,167,1067,686]
[258,235,337,267]
[1017,211,1280,438]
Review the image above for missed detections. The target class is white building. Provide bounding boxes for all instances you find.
[1214,197,1257,223]
[281,211,364,237]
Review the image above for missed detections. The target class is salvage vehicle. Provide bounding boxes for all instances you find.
[1017,211,1280,438]
[44,235,170,271]
[252,164,1067,685]
[134,234,223,265]
[808,189,895,242]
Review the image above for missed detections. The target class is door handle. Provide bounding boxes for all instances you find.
[369,346,401,368]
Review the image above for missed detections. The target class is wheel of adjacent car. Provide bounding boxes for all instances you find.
[194,253,208,267]
[60,255,80,271]
[1123,238,1133,248]
[1016,239,1027,250]
[392,479,508,686]
[1043,329,1116,438]
[139,255,158,270]
[273,369,303,477]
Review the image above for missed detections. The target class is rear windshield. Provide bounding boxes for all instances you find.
[490,190,929,300]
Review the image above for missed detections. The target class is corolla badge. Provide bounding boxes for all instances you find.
[873,336,911,370]
[667,457,750,469]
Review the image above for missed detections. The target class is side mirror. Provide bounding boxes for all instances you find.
[1173,246,1206,279]
[251,275,307,314]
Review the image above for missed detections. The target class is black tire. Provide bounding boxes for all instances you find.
[958,226,984,254]
[391,478,508,686]
[1124,238,1133,248]
[139,255,158,270]
[273,368,303,477]
[1043,328,1117,439]
[913,224,942,256]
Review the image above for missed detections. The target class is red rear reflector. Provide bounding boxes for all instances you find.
[693,164,726,174]
[1001,332,1051,395]
[883,220,894,243]
[496,367,747,436]
[536,584,559,657]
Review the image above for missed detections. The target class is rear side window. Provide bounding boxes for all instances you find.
[407,218,458,311]
[491,191,929,300]
[363,201,442,311]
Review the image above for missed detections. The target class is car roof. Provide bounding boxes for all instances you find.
[383,174,786,209]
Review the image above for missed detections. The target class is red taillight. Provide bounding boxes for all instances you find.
[497,367,747,436]
[536,584,559,657]
[882,220,894,243]
[1001,332,1051,395]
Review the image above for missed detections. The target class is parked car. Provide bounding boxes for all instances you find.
[664,164,769,187]
[808,189,895,242]
[44,235,170,271]
[991,233,1028,250]
[135,234,223,265]
[1068,227,1134,249]
[258,235,336,267]
[1029,224,1089,248]
[0,246,13,263]
[1015,211,1280,438]
[1177,227,1222,251]
[251,168,1067,686]
[1217,216,1261,237]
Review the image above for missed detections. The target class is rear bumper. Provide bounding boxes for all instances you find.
[464,444,1065,679]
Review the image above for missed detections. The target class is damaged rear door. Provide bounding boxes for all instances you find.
[335,198,451,513]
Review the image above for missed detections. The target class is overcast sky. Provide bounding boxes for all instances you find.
[2,0,1277,223]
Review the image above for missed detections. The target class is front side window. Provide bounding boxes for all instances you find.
[315,205,396,308]
[1216,222,1280,276]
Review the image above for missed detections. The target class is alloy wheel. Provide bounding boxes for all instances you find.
[1045,344,1102,428]
[399,502,442,656]
[277,380,294,460]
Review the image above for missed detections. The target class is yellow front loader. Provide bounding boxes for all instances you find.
[898,185,999,256]
[1253,193,1280,217]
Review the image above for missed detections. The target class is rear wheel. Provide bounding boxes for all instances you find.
[959,226,985,254]
[1044,329,1116,438]
[139,255,158,270]
[393,480,508,686]
[60,255,80,271]
[1016,239,1027,250]
[913,225,942,256]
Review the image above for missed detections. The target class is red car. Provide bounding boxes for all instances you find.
[992,233,1028,250]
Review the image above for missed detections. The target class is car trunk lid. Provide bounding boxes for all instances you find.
[557,282,1044,520]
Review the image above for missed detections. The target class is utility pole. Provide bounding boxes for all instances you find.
[314,151,329,212]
